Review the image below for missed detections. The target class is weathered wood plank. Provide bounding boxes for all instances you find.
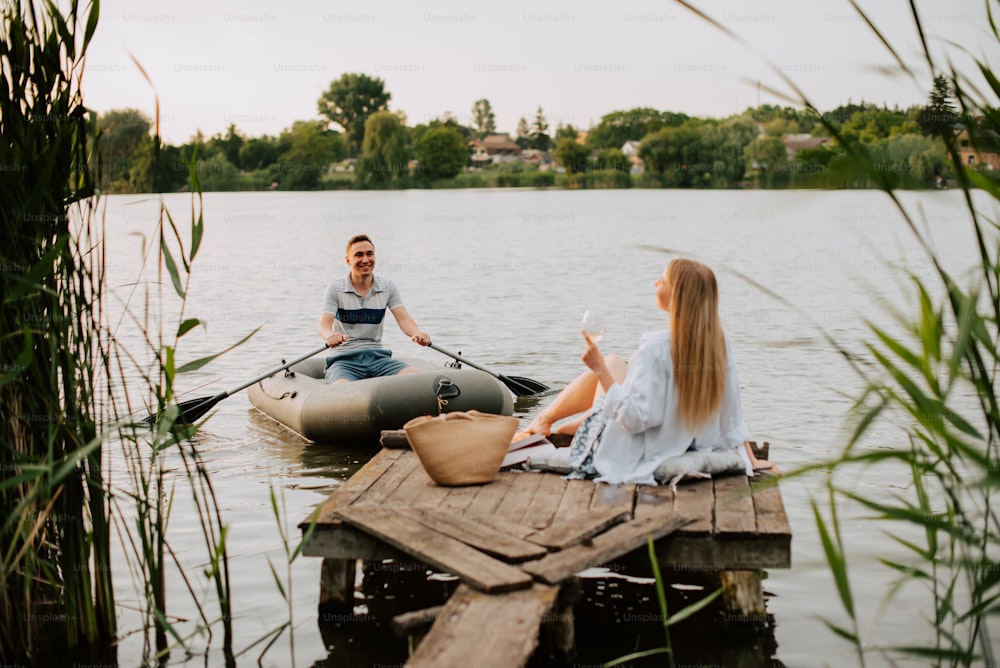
[621,533,792,571]
[470,514,538,540]
[361,450,420,505]
[494,470,545,522]
[462,469,515,516]
[405,583,559,668]
[519,472,569,530]
[713,474,757,534]
[672,478,714,533]
[633,484,675,519]
[554,479,595,518]
[383,455,451,508]
[306,448,403,528]
[335,504,533,593]
[437,481,484,512]
[522,515,689,584]
[380,429,410,449]
[525,508,631,551]
[391,605,443,637]
[589,482,635,517]
[302,523,404,560]
[750,475,791,537]
[395,506,548,562]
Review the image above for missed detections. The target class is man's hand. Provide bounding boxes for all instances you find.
[325,332,348,348]
[411,332,431,346]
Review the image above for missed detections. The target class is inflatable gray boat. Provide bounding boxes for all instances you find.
[248,357,514,443]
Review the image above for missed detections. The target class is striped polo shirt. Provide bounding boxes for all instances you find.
[321,273,404,357]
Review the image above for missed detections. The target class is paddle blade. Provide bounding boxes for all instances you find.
[500,374,550,397]
[143,394,223,426]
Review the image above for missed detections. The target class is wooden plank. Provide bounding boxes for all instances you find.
[335,504,533,593]
[623,533,792,571]
[633,484,675,519]
[494,470,545,522]
[713,474,757,534]
[437,481,484,512]
[305,448,403,528]
[589,482,636,517]
[303,524,404,560]
[395,506,548,562]
[470,514,537,540]
[519,472,569,530]
[525,508,631,550]
[406,583,559,668]
[362,451,420,504]
[461,469,514,516]
[750,475,791,536]
[554,479,595,518]
[522,515,689,584]
[383,454,451,508]
[380,429,410,449]
[391,605,443,637]
[672,478,714,533]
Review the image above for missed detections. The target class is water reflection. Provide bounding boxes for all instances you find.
[247,408,372,490]
[307,557,783,667]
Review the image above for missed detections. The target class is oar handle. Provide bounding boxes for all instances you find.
[427,343,501,379]
[224,343,330,397]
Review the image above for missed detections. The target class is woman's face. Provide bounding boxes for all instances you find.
[654,269,672,312]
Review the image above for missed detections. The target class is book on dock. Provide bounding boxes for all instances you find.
[502,433,558,468]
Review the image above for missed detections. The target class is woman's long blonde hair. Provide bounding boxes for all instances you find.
[667,259,727,429]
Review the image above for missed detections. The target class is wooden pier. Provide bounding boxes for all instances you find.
[300,435,791,666]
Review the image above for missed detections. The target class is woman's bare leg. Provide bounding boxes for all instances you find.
[515,354,628,439]
[514,369,599,439]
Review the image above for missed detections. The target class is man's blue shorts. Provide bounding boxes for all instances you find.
[324,348,409,383]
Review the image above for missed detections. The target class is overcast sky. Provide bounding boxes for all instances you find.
[81,0,996,144]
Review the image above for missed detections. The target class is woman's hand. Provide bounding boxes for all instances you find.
[744,441,781,475]
[582,330,617,392]
[581,330,604,372]
[325,332,348,348]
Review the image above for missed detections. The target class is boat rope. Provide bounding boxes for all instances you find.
[434,376,460,414]
[256,381,297,401]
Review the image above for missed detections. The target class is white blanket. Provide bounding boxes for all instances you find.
[524,448,745,490]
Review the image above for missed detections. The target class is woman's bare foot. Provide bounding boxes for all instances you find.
[513,419,552,443]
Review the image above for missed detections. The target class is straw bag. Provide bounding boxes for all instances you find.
[403,410,519,486]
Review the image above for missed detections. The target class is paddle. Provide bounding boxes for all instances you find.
[144,343,330,426]
[428,343,549,397]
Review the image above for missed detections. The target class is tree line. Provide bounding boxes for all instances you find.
[96,72,979,193]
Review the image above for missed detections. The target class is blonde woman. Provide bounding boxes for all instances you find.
[517,258,777,484]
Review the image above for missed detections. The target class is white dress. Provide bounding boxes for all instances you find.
[590,328,754,485]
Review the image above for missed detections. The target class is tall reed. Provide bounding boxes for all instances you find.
[0,0,112,661]
[2,1,242,663]
[680,1,1000,664]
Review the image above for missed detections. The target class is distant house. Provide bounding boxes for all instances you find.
[470,134,523,167]
[956,128,1000,170]
[783,134,830,160]
[520,149,555,169]
[621,140,644,174]
[621,140,641,158]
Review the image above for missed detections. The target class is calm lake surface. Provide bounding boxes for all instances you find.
[100,187,993,667]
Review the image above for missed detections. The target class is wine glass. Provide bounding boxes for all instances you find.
[582,309,605,343]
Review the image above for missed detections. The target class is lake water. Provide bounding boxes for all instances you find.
[99,187,993,666]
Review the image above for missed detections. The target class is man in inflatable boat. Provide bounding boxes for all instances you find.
[318,234,432,384]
